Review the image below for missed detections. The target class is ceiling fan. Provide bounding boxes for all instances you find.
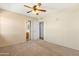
[24,3,46,15]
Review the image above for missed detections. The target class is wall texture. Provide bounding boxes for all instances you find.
[44,6,79,50]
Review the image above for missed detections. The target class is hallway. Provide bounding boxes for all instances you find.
[0,40,79,56]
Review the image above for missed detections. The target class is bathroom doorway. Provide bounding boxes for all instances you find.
[26,20,31,41]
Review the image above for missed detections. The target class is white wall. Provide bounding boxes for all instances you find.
[0,9,35,47]
[44,6,79,50]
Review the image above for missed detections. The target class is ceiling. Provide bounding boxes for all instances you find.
[0,3,79,18]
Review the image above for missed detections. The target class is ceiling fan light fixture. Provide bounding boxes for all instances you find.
[32,10,39,15]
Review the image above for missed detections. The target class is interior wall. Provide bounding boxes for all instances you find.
[0,9,35,47]
[44,6,79,50]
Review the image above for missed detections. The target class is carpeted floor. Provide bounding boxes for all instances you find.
[0,40,79,56]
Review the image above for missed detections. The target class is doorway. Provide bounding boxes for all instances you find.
[26,20,31,41]
[39,21,44,40]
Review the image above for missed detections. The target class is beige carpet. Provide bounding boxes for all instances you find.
[0,40,79,56]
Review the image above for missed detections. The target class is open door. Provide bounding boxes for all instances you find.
[39,21,44,40]
[26,20,31,41]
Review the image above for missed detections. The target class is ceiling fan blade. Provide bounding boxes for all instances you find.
[27,10,32,13]
[24,5,32,9]
[38,9,46,12]
[37,3,41,7]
